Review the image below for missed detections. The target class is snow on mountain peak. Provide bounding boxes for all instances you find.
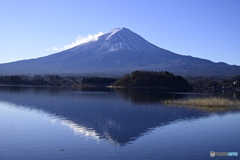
[98,27,159,51]
[71,27,159,53]
[106,27,125,40]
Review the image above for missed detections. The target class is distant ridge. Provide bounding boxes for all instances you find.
[0,27,240,77]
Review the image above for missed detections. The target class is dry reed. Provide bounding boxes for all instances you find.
[163,97,240,108]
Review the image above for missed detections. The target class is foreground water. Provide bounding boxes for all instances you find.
[0,86,239,160]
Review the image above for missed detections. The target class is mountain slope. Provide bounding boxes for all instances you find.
[0,27,240,76]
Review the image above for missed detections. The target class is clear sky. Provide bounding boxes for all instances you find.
[0,0,239,65]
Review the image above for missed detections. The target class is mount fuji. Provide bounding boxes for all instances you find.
[0,27,240,76]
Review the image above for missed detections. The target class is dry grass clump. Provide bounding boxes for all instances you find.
[163,97,240,108]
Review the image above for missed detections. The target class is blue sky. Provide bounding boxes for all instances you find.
[0,0,239,65]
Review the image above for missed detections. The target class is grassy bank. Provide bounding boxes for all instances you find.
[163,97,240,112]
[163,97,240,108]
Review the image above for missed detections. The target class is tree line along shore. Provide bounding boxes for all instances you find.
[0,71,240,91]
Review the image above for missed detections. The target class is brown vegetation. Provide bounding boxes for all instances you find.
[163,97,240,107]
[163,97,240,112]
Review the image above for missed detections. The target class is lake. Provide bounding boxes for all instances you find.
[0,86,239,160]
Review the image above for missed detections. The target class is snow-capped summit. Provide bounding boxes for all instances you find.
[110,28,158,51]
[105,27,124,40]
[76,27,160,53]
[0,27,239,76]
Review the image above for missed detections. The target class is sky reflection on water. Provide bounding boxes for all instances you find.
[0,86,239,160]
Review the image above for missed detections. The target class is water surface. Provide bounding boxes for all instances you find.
[0,86,239,160]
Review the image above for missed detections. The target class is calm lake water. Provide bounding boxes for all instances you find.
[0,86,239,160]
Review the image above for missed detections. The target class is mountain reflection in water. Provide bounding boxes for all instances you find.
[0,86,239,146]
